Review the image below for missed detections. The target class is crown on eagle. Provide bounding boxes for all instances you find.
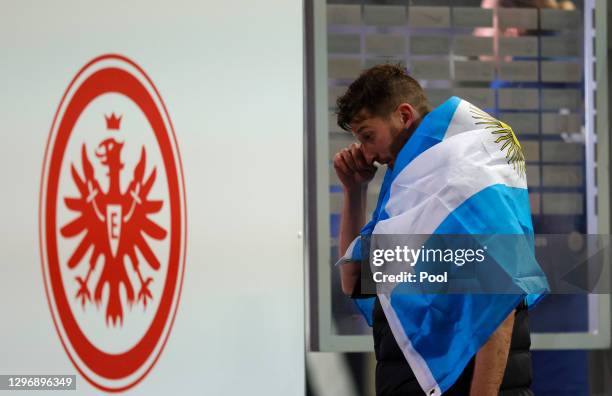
[105,113,122,130]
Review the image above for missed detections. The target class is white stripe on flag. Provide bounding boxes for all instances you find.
[335,236,359,266]
[442,99,480,140]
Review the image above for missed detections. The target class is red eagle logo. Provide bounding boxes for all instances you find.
[61,113,166,325]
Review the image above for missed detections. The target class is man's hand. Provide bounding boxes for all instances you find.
[334,143,376,295]
[333,143,377,191]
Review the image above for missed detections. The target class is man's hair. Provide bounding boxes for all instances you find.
[336,64,431,132]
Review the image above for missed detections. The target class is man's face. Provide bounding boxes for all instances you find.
[349,111,405,167]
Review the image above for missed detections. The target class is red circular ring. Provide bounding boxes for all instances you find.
[39,54,187,392]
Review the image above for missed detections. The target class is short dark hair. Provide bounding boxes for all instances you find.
[335,64,431,132]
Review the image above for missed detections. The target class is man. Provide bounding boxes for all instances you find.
[333,64,537,396]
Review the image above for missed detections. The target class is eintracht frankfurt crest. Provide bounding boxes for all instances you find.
[39,54,187,392]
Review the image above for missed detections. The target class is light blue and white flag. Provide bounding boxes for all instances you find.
[337,97,549,396]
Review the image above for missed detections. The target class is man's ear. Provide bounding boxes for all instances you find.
[396,103,417,128]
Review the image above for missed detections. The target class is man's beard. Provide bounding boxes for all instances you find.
[389,125,415,164]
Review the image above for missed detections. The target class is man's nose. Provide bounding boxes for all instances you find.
[363,149,375,165]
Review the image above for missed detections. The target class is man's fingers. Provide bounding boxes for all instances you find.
[351,143,372,170]
[341,148,358,172]
[333,152,350,175]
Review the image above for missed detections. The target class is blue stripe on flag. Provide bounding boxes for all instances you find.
[434,184,546,307]
[434,184,533,235]
[354,297,375,327]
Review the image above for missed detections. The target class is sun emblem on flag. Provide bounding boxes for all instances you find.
[469,106,526,178]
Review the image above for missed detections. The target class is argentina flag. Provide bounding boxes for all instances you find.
[337,96,550,396]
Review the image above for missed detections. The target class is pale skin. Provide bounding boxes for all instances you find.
[334,102,515,396]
